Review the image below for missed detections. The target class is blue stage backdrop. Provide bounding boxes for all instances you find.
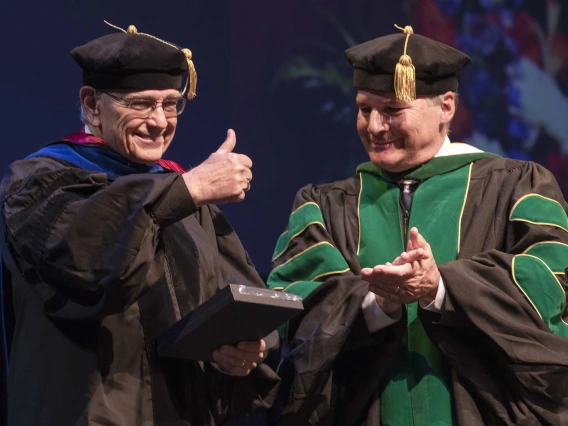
[1,0,567,280]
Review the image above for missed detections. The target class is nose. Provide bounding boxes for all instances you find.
[147,105,169,129]
[367,109,388,135]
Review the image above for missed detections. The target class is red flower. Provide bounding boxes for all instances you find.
[507,12,543,67]
[411,0,456,47]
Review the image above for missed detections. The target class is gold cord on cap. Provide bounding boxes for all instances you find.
[103,20,197,99]
[181,49,197,100]
[393,24,416,102]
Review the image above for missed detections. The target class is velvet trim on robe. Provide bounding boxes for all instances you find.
[268,152,568,426]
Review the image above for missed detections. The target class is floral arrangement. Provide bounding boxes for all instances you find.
[274,0,568,194]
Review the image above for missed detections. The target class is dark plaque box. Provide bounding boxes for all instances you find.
[157,284,304,362]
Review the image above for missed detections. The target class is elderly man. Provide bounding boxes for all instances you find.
[0,23,279,425]
[267,26,568,425]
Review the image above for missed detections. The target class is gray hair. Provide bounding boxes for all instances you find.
[424,91,459,135]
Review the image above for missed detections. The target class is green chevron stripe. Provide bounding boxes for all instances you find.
[512,254,568,337]
[272,202,326,261]
[510,194,568,233]
[524,242,568,274]
[267,242,350,292]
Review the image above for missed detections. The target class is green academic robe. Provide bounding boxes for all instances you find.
[267,150,568,426]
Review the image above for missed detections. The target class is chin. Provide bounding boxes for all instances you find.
[130,150,163,165]
[369,153,397,170]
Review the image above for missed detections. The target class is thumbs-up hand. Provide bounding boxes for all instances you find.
[183,129,253,206]
[215,129,237,154]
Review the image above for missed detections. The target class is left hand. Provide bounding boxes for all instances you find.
[212,338,266,376]
[362,227,440,304]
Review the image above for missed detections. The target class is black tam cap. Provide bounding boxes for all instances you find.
[71,22,197,99]
[345,25,471,101]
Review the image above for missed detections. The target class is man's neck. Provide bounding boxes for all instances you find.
[434,136,451,157]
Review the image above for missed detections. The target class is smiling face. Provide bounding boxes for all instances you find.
[81,87,181,165]
[356,90,455,173]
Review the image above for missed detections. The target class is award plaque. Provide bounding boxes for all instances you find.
[157,284,303,362]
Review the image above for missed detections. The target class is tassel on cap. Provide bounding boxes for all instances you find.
[393,24,416,102]
[103,20,197,100]
[181,49,197,100]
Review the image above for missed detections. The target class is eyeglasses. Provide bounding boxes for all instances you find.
[101,91,186,117]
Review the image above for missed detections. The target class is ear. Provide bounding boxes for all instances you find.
[79,86,101,127]
[439,91,456,126]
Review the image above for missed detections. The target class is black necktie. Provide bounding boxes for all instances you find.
[400,179,416,213]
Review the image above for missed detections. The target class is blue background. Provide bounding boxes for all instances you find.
[2,0,567,279]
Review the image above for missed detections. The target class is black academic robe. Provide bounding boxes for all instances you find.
[267,154,568,426]
[0,153,279,426]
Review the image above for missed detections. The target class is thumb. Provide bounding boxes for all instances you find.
[406,227,418,251]
[412,228,430,251]
[409,227,424,249]
[216,129,236,153]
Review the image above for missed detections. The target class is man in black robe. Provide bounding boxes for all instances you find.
[267,25,568,425]
[0,23,279,425]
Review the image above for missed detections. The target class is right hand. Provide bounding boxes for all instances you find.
[212,339,266,377]
[183,129,253,206]
[361,228,440,306]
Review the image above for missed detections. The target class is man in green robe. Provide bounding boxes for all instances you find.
[267,25,568,425]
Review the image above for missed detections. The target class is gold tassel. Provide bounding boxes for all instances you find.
[103,20,197,100]
[181,49,197,100]
[393,24,416,102]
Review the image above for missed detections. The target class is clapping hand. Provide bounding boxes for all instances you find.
[361,227,440,307]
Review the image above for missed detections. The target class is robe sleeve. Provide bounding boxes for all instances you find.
[421,161,568,423]
[192,205,281,421]
[267,183,404,425]
[0,156,197,319]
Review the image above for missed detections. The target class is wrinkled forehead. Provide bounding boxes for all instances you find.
[355,89,440,107]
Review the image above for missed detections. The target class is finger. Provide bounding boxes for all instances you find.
[407,227,424,251]
[361,267,374,276]
[218,342,264,361]
[410,228,431,253]
[408,227,420,249]
[212,349,241,368]
[214,346,260,368]
[242,168,253,182]
[400,248,425,264]
[216,129,237,154]
[235,153,253,169]
[212,352,252,376]
[373,263,414,277]
[237,339,266,353]
[368,281,400,295]
[372,263,415,279]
